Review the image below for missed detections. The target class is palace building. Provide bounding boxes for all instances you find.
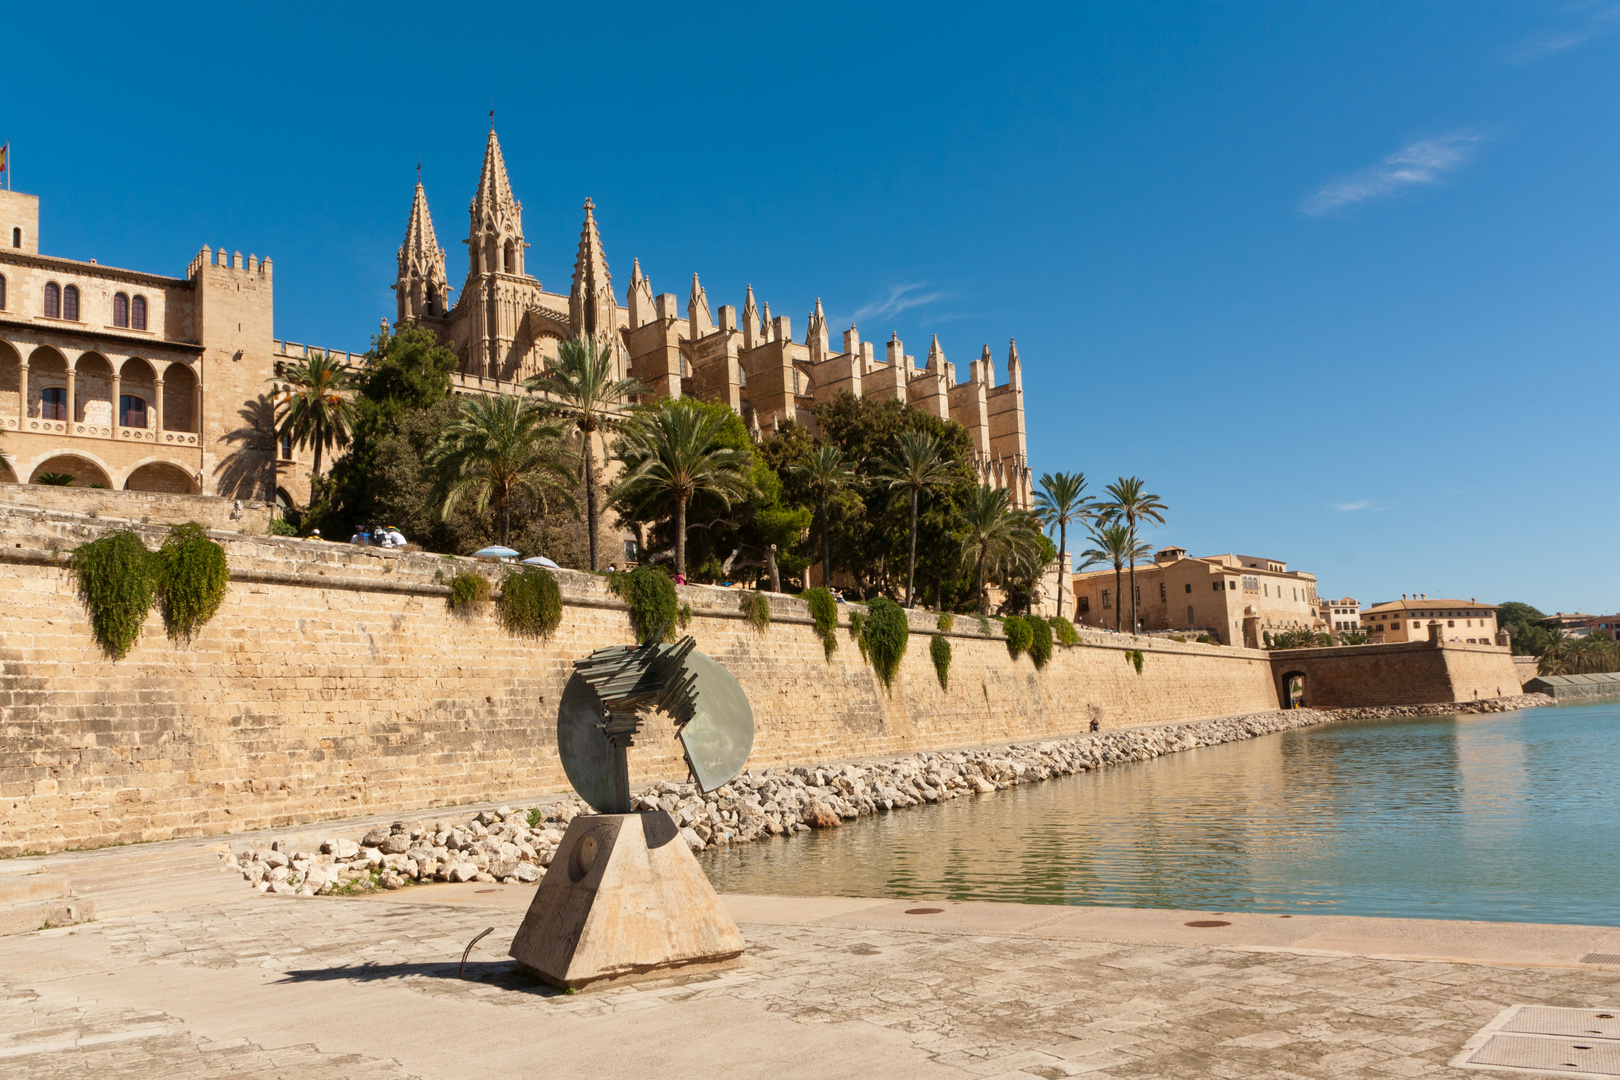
[0,127,1034,520]
[395,127,1034,508]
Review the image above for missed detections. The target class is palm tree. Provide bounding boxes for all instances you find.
[613,400,755,577]
[958,483,1045,615]
[877,430,957,607]
[1078,522,1151,631]
[1034,471,1091,621]
[525,337,647,571]
[790,445,855,588]
[1097,477,1167,634]
[425,394,578,546]
[270,351,355,488]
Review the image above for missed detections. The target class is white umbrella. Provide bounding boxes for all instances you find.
[521,556,561,569]
[473,546,521,560]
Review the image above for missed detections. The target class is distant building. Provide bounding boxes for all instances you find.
[1360,595,1500,644]
[1321,597,1362,635]
[1541,612,1620,638]
[1069,547,1319,647]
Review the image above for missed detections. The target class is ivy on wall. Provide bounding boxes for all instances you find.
[1028,617,1054,670]
[72,530,158,661]
[848,610,868,660]
[1126,648,1145,675]
[72,522,229,658]
[802,587,838,659]
[608,564,678,643]
[1003,615,1032,660]
[742,591,771,632]
[861,597,910,691]
[937,613,954,633]
[448,572,492,612]
[498,567,563,640]
[930,633,951,690]
[1051,617,1079,647]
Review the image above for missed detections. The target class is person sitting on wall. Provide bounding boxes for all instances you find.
[385,526,406,548]
[350,528,368,546]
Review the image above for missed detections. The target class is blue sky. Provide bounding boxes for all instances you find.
[7,3,1617,612]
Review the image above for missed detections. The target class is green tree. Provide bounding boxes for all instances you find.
[525,338,647,571]
[958,483,1045,615]
[1034,471,1091,620]
[877,430,957,607]
[790,445,856,588]
[1079,521,1151,632]
[271,350,356,490]
[613,400,755,577]
[425,394,578,546]
[1097,477,1167,634]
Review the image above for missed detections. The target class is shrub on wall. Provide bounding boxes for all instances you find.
[1028,616,1054,670]
[1126,648,1145,675]
[937,613,954,633]
[742,590,771,632]
[71,530,156,661]
[154,523,229,645]
[930,633,951,690]
[1051,617,1078,647]
[862,598,909,691]
[849,609,868,660]
[448,572,493,612]
[978,614,993,637]
[1003,615,1032,660]
[609,564,678,643]
[678,602,693,630]
[803,587,838,659]
[498,566,563,640]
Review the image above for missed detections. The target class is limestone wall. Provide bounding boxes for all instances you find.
[0,510,1285,855]
[0,482,271,533]
[1270,639,1520,708]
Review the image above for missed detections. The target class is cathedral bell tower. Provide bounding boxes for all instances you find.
[393,173,449,324]
[462,123,527,378]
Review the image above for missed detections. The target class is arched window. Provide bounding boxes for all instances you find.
[63,285,79,321]
[113,293,130,328]
[279,432,293,460]
[119,395,148,428]
[0,273,6,310]
[503,239,515,273]
[131,295,147,331]
[10,227,18,248]
[43,282,60,318]
[41,387,67,421]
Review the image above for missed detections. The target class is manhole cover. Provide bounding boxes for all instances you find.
[1583,954,1620,967]
[905,907,944,915]
[1184,920,1232,928]
[1469,1034,1620,1075]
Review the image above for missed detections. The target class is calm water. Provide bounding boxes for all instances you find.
[701,700,1620,925]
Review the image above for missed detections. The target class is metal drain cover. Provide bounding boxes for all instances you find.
[1469,1034,1620,1076]
[1582,954,1620,967]
[1457,1006,1620,1077]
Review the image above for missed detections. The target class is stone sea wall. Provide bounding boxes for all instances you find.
[0,511,1287,856]
[227,708,1340,895]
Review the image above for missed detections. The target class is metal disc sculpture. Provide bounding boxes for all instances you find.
[557,629,755,813]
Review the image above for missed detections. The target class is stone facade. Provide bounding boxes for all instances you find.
[1071,546,1320,646]
[1270,638,1521,709]
[396,128,1034,507]
[0,188,292,506]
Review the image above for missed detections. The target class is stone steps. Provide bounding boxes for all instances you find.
[0,873,94,936]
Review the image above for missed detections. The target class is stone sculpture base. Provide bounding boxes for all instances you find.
[507,810,745,989]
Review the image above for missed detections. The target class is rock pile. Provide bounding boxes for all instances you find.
[1328,693,1552,721]
[226,707,1342,896]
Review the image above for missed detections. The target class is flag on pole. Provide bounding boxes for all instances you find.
[0,142,8,189]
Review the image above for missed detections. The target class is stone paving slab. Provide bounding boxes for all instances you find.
[2,881,1620,1079]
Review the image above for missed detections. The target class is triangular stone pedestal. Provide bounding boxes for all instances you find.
[508,811,745,989]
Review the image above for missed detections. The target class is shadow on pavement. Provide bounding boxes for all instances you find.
[275,960,560,996]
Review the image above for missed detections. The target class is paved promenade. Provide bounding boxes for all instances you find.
[2,835,1619,1078]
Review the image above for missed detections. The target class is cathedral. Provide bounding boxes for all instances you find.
[395,127,1034,509]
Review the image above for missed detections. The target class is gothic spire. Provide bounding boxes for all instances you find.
[569,198,614,338]
[742,285,759,349]
[395,179,448,322]
[473,126,518,219]
[926,334,945,372]
[467,126,523,280]
[688,273,713,336]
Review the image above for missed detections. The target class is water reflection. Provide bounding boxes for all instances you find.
[701,701,1620,925]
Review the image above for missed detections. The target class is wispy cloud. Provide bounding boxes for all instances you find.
[1301,133,1485,216]
[1333,500,1372,512]
[1511,3,1620,62]
[842,282,951,328]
